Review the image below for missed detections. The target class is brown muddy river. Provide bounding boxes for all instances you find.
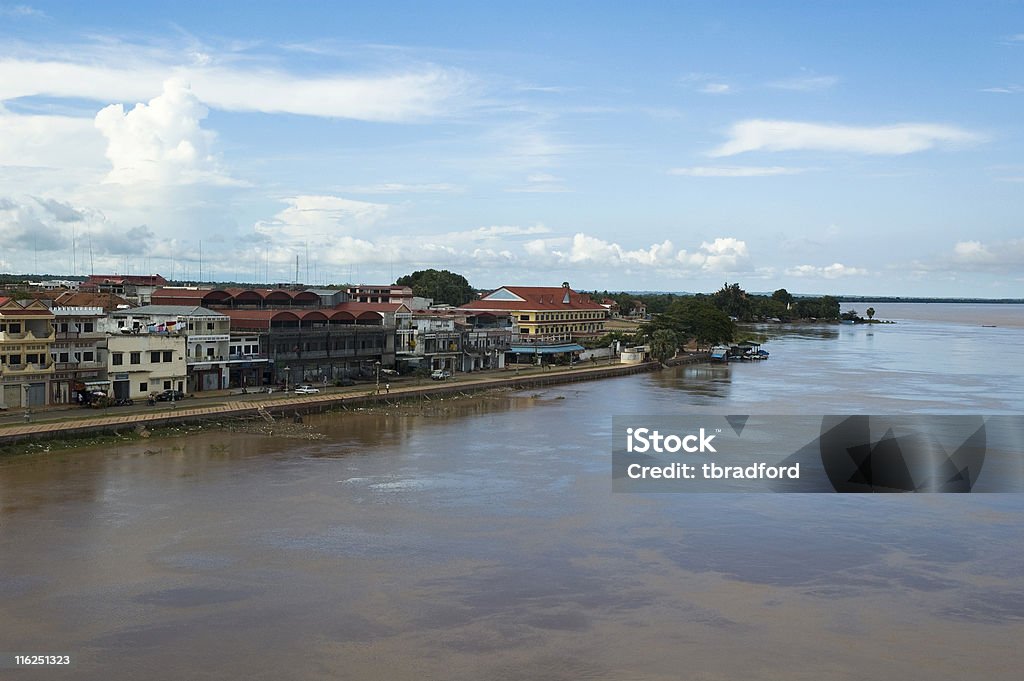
[2,310,1023,680]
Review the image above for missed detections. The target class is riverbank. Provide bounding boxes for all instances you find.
[0,355,709,449]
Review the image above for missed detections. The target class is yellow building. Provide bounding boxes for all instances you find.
[0,298,56,407]
[460,283,607,342]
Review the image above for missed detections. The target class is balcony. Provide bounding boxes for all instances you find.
[0,327,56,343]
[1,361,55,374]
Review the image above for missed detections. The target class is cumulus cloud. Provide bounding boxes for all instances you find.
[669,165,808,177]
[949,239,1024,272]
[518,233,752,274]
[785,263,869,278]
[710,119,983,157]
[94,78,238,186]
[676,237,750,272]
[0,106,106,171]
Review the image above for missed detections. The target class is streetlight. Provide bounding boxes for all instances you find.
[375,360,381,394]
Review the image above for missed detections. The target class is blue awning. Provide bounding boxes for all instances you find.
[508,343,585,355]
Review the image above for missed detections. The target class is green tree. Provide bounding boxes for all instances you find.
[771,288,794,306]
[866,307,875,320]
[395,269,475,307]
[649,330,679,363]
[643,298,734,348]
[711,282,753,321]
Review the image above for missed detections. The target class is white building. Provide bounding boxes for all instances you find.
[106,334,187,400]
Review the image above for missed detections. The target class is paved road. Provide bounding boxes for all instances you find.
[0,360,637,441]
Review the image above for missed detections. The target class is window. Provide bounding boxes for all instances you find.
[140,382,148,392]
[112,353,123,366]
[163,351,172,362]
[151,351,161,363]
[84,322,94,332]
[206,347,215,357]
[10,354,21,364]
[164,380,171,389]
[59,323,69,333]
[130,352,141,365]
[8,323,20,333]
[83,351,94,362]
[207,322,214,330]
[59,352,69,363]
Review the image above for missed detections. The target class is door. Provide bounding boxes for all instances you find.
[26,382,46,406]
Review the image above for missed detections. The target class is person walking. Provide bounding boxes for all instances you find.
[385,383,390,394]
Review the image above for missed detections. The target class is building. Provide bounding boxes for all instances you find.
[49,306,107,404]
[109,305,237,392]
[106,334,186,401]
[397,315,462,375]
[81,274,169,306]
[457,311,513,372]
[460,282,607,342]
[224,303,402,387]
[629,300,648,318]
[347,284,414,305]
[151,286,322,309]
[0,298,55,407]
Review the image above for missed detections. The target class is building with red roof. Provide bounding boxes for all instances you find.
[460,282,607,343]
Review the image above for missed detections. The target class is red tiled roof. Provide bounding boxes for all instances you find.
[224,305,397,330]
[53,291,133,311]
[461,286,604,311]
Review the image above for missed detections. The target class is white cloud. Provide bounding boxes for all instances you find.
[710,119,983,157]
[669,165,808,177]
[767,75,838,91]
[94,79,238,186]
[700,83,732,94]
[255,195,391,240]
[676,237,750,272]
[0,54,471,122]
[949,239,1024,272]
[981,85,1024,94]
[785,263,868,278]
[519,233,751,274]
[334,183,463,194]
[0,5,44,18]
[0,106,105,171]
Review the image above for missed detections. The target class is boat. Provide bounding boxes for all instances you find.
[710,345,730,362]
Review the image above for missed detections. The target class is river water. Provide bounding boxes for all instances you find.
[1,304,1022,680]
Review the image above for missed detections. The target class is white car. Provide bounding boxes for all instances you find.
[294,385,321,394]
[430,370,452,380]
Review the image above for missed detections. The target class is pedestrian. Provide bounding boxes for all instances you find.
[385,383,390,394]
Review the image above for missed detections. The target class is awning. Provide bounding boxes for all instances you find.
[84,380,111,386]
[508,343,585,355]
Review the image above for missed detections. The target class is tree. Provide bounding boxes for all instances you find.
[649,330,679,363]
[395,269,475,307]
[771,288,794,306]
[866,307,875,320]
[711,282,753,321]
[642,298,734,348]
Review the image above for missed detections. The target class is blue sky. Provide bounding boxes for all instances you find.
[1,1,1022,296]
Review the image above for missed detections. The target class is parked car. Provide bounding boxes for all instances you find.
[430,369,452,380]
[154,389,186,401]
[294,385,321,394]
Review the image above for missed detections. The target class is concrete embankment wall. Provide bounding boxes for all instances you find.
[0,357,706,447]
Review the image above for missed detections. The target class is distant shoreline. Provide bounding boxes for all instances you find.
[834,298,1024,304]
